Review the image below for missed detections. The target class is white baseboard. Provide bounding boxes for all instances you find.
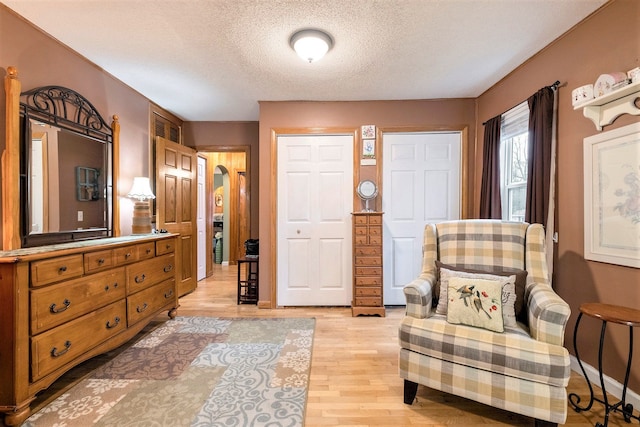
[570,355,640,409]
[222,261,229,266]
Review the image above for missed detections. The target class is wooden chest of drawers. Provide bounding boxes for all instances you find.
[352,212,385,316]
[0,234,178,426]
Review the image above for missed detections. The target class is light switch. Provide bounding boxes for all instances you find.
[77,211,83,221]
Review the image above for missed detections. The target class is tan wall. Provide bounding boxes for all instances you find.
[0,5,156,236]
[476,0,640,390]
[257,99,476,306]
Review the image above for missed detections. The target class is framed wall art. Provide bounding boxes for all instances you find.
[361,125,375,139]
[584,122,640,268]
[363,138,375,158]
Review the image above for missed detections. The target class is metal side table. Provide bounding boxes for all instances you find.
[237,256,259,304]
[570,303,640,426]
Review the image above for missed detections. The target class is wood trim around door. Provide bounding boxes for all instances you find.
[378,125,470,219]
[269,127,359,309]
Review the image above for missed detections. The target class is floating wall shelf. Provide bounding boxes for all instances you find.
[574,80,640,131]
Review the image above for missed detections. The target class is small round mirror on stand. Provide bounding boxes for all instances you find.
[356,180,378,212]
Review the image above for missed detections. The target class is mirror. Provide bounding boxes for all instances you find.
[20,86,113,247]
[356,180,378,212]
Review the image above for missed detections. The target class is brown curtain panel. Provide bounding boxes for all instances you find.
[525,87,554,226]
[479,115,502,219]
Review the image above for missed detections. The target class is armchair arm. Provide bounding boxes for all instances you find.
[403,278,435,319]
[527,283,571,346]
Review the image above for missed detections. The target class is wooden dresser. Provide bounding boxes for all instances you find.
[0,234,178,426]
[352,212,385,317]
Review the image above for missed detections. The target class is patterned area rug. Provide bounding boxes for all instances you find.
[25,316,315,427]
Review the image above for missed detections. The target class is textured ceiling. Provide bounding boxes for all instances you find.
[3,0,607,121]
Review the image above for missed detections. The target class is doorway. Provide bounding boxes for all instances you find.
[213,165,230,265]
[196,149,250,278]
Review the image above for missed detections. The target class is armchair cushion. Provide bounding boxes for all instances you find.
[399,315,570,387]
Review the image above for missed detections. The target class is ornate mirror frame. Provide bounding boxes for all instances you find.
[3,67,121,250]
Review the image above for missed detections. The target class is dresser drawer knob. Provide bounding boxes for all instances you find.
[136,303,148,313]
[134,274,146,284]
[106,316,121,329]
[163,264,174,273]
[125,253,132,258]
[98,258,105,265]
[146,248,152,254]
[51,340,71,358]
[164,290,174,299]
[49,299,71,313]
[58,266,67,273]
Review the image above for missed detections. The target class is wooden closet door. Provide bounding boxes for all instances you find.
[156,136,197,296]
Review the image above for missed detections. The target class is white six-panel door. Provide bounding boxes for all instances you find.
[382,132,461,305]
[196,156,206,281]
[277,134,353,306]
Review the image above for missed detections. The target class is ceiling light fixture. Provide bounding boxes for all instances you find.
[289,29,333,63]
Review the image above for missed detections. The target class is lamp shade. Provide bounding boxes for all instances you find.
[290,29,333,63]
[127,177,156,201]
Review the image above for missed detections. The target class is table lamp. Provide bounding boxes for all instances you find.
[127,177,156,234]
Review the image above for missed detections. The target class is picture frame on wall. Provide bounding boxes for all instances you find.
[361,125,375,139]
[583,122,640,268]
[363,138,375,159]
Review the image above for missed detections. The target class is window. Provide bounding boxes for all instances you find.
[500,102,529,221]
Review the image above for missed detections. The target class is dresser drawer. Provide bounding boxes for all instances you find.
[368,215,382,225]
[353,215,368,225]
[354,296,382,307]
[355,256,382,266]
[30,300,126,381]
[368,226,382,236]
[31,268,126,334]
[137,242,156,260]
[114,242,156,264]
[114,246,138,265]
[31,255,84,287]
[126,253,175,294]
[84,249,115,273]
[354,226,368,236]
[156,238,175,255]
[355,287,381,297]
[355,276,382,286]
[354,235,368,245]
[355,247,381,256]
[355,266,381,276]
[369,235,382,245]
[127,279,176,326]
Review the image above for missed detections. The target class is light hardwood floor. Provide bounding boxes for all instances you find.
[26,264,630,426]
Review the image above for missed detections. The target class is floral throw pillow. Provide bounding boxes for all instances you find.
[446,276,504,333]
[434,260,528,323]
[436,267,517,328]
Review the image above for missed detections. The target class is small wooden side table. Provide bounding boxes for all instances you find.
[569,303,640,427]
[237,256,259,305]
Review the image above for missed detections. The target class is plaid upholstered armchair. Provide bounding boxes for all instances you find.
[399,220,571,426]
